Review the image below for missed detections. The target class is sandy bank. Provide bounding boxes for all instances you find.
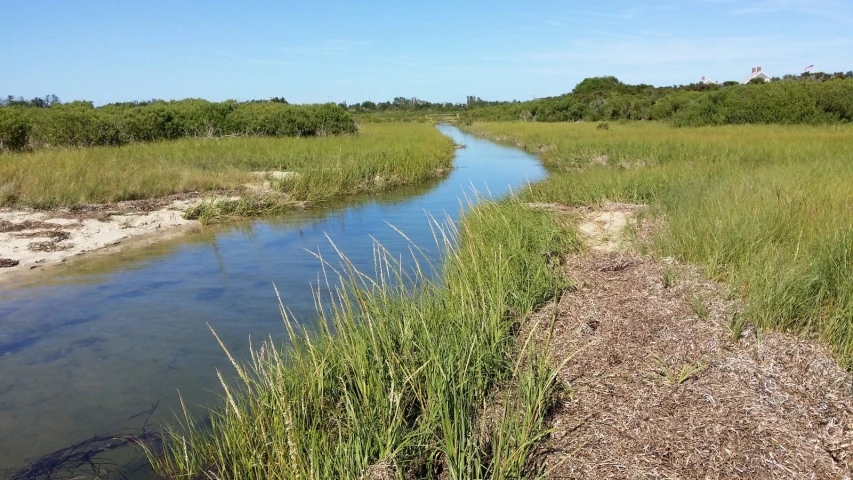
[0,196,203,281]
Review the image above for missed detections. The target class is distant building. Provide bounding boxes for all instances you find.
[700,75,717,85]
[742,66,771,84]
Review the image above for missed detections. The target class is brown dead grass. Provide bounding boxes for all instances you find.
[12,230,71,241]
[0,258,19,268]
[524,204,853,479]
[27,240,74,252]
[0,219,66,233]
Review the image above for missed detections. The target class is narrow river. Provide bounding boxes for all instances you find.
[0,126,545,478]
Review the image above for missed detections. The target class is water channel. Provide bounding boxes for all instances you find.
[0,125,545,478]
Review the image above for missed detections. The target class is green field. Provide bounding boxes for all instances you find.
[466,121,853,365]
[0,123,454,210]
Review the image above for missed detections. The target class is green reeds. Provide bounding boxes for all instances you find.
[145,199,579,479]
[0,124,454,209]
[467,121,853,366]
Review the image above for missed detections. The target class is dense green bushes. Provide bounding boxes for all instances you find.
[0,100,356,151]
[671,80,853,126]
[461,76,853,126]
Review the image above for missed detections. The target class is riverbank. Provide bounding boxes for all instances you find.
[146,193,853,478]
[0,123,456,280]
[0,195,203,281]
[118,122,852,478]
[146,199,578,479]
[0,123,454,209]
[464,121,853,367]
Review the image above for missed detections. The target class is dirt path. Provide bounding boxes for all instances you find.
[531,204,853,478]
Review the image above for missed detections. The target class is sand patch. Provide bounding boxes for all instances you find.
[576,202,645,253]
[527,201,645,253]
[251,170,299,180]
[244,171,301,195]
[0,199,201,280]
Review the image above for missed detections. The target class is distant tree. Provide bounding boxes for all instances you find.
[572,76,623,95]
[270,97,288,104]
[1,94,60,107]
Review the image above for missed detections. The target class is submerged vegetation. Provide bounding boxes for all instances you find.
[146,200,578,479]
[0,123,454,209]
[465,121,853,366]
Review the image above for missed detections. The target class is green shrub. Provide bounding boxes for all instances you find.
[0,100,357,151]
[0,107,31,151]
[28,102,121,148]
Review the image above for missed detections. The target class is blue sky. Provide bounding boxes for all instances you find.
[1,0,851,105]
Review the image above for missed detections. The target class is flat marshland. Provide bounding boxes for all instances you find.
[466,121,853,365]
[0,123,454,210]
[144,121,853,478]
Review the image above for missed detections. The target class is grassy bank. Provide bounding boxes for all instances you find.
[147,200,578,479]
[0,123,454,210]
[465,121,853,366]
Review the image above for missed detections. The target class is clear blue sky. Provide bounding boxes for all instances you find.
[1,0,851,105]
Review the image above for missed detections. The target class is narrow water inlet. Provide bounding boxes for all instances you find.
[0,126,546,477]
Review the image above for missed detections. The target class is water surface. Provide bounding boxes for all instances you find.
[0,126,545,478]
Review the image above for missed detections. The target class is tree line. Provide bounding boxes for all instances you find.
[0,99,356,151]
[348,70,853,126]
[460,72,853,125]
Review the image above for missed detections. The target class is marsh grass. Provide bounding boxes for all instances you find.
[466,121,853,366]
[144,200,579,479]
[691,293,710,321]
[0,124,454,209]
[662,266,676,289]
[650,353,707,385]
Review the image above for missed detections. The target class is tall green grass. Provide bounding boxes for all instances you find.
[0,124,454,209]
[466,121,853,366]
[145,200,578,479]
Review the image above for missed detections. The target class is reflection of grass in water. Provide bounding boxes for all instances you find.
[147,200,580,479]
[467,121,853,366]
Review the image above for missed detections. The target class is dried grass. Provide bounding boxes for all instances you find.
[27,240,74,252]
[532,251,853,478]
[0,258,19,268]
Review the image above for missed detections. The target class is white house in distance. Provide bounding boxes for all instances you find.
[742,66,771,84]
[700,75,717,85]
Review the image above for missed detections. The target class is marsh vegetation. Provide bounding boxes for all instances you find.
[146,200,578,479]
[0,124,454,210]
[466,121,853,365]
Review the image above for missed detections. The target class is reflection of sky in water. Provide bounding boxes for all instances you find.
[0,126,545,475]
